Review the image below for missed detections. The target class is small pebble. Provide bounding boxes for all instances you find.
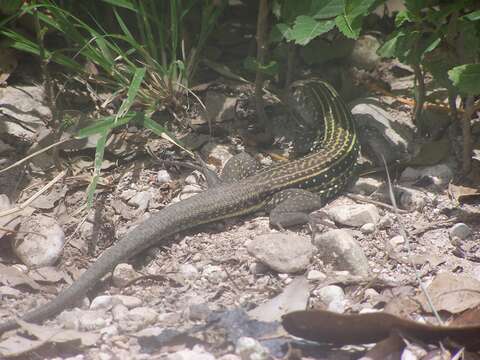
[449,223,472,240]
[179,264,199,280]
[157,169,172,184]
[307,270,327,281]
[360,222,375,234]
[235,337,269,360]
[389,235,405,247]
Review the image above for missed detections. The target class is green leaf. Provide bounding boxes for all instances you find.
[290,16,335,45]
[101,0,137,11]
[116,67,146,120]
[448,64,480,95]
[395,10,411,27]
[312,0,345,20]
[243,56,279,77]
[141,115,193,156]
[76,114,135,139]
[273,23,295,42]
[464,9,480,21]
[335,13,358,39]
[86,129,109,208]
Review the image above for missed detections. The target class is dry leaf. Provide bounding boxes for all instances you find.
[0,264,41,291]
[0,334,44,358]
[449,183,480,203]
[17,319,100,347]
[282,309,480,350]
[416,272,480,314]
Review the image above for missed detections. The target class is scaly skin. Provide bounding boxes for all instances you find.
[0,79,358,334]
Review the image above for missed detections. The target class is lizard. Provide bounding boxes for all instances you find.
[0,79,359,334]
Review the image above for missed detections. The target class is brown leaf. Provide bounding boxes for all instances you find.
[282,309,480,350]
[0,264,41,291]
[416,273,480,314]
[17,319,100,347]
[449,183,480,203]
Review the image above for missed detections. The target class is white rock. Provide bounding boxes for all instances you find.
[78,310,108,331]
[113,295,142,308]
[90,295,114,310]
[315,285,346,313]
[325,204,380,227]
[389,235,405,247]
[400,163,454,185]
[112,304,129,321]
[128,307,158,325]
[449,223,472,240]
[168,345,216,360]
[179,263,199,280]
[235,337,270,360]
[349,177,383,195]
[112,263,140,288]
[12,214,65,267]
[313,229,370,277]
[128,191,152,210]
[360,223,376,234]
[156,169,172,184]
[202,265,227,283]
[246,233,314,274]
[307,270,327,281]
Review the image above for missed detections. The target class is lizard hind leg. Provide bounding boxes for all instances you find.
[221,152,260,183]
[266,189,323,229]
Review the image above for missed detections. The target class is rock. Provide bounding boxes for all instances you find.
[351,102,414,165]
[90,295,115,310]
[315,285,346,313]
[449,223,472,240]
[179,263,199,280]
[128,191,152,210]
[168,345,216,360]
[246,233,314,273]
[156,169,172,184]
[0,86,50,143]
[112,263,141,288]
[12,214,65,267]
[188,303,211,321]
[360,223,376,234]
[235,337,270,360]
[202,264,227,283]
[389,235,405,247]
[325,203,380,227]
[400,164,454,186]
[0,139,13,154]
[201,142,234,169]
[113,295,142,308]
[249,261,269,275]
[349,35,382,70]
[307,270,327,281]
[78,310,108,331]
[202,92,236,123]
[112,304,129,321]
[349,177,383,195]
[128,307,158,325]
[378,214,394,229]
[397,187,428,211]
[313,229,370,277]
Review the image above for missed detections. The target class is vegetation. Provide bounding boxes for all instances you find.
[1,0,479,202]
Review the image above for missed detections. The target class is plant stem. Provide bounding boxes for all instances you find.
[254,0,269,126]
[462,96,473,174]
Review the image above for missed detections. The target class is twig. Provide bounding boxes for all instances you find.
[346,193,409,214]
[0,170,67,218]
[383,156,443,325]
[462,96,474,174]
[0,138,71,175]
